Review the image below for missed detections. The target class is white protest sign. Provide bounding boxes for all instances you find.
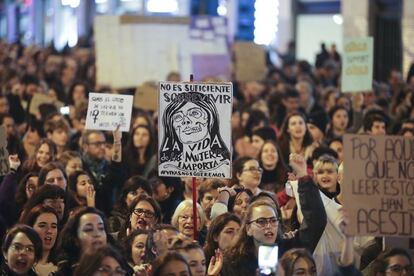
[85,93,133,132]
[341,37,374,93]
[158,82,233,179]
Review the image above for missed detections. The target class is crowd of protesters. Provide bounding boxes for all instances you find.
[0,37,413,276]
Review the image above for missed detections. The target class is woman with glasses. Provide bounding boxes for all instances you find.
[222,154,327,276]
[171,199,207,243]
[54,207,114,276]
[119,194,161,240]
[231,156,264,195]
[1,224,42,276]
[73,245,130,276]
[370,248,413,276]
[108,176,153,233]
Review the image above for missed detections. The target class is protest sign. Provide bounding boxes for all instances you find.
[158,82,232,179]
[85,93,133,132]
[0,126,9,175]
[233,42,267,82]
[343,134,414,237]
[341,37,374,92]
[29,93,64,116]
[134,84,158,111]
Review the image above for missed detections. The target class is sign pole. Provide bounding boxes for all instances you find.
[189,74,198,241]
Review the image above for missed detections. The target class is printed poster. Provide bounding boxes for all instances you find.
[158,82,232,179]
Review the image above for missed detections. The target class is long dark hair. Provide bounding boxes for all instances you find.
[152,251,192,276]
[278,112,313,163]
[21,138,57,173]
[57,207,112,266]
[19,204,59,263]
[15,172,39,209]
[124,124,156,166]
[204,213,241,264]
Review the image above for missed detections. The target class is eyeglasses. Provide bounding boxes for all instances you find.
[386,264,414,274]
[133,208,155,219]
[10,243,35,254]
[243,167,263,174]
[248,217,279,228]
[95,266,126,276]
[88,141,106,147]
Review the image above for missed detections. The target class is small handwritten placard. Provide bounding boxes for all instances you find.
[85,92,133,132]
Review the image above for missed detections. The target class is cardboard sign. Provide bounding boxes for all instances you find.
[158,82,233,179]
[29,93,64,116]
[341,37,374,92]
[343,134,414,237]
[0,126,9,175]
[85,93,133,132]
[233,42,267,82]
[134,84,158,111]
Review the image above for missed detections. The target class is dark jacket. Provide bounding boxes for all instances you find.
[0,172,20,227]
[0,263,38,276]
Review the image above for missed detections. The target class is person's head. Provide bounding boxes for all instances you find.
[233,157,263,191]
[328,138,344,163]
[329,105,350,132]
[58,150,83,177]
[2,224,43,275]
[251,126,277,154]
[228,188,253,219]
[153,224,180,255]
[123,229,149,266]
[244,110,269,137]
[68,170,94,201]
[198,179,224,219]
[295,80,313,108]
[116,176,153,212]
[21,74,40,97]
[74,245,128,276]
[0,113,16,137]
[128,124,155,159]
[282,88,300,113]
[204,213,241,255]
[313,154,339,193]
[152,251,191,276]
[307,111,328,142]
[58,207,109,262]
[44,117,70,148]
[34,138,57,168]
[82,130,106,160]
[372,248,413,276]
[128,194,162,232]
[364,112,388,135]
[281,112,312,144]
[167,71,181,81]
[171,199,206,238]
[278,248,317,276]
[150,176,182,202]
[0,95,10,113]
[131,109,153,129]
[259,140,283,171]
[170,238,206,276]
[68,81,89,106]
[15,172,39,207]
[20,205,59,255]
[23,184,66,221]
[38,161,68,190]
[160,92,230,162]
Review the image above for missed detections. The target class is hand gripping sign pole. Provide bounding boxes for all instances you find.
[190,74,198,241]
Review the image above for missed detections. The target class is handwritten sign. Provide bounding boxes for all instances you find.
[0,126,9,175]
[233,42,267,82]
[341,37,374,92]
[85,93,133,132]
[134,84,158,111]
[158,82,232,179]
[343,134,414,237]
